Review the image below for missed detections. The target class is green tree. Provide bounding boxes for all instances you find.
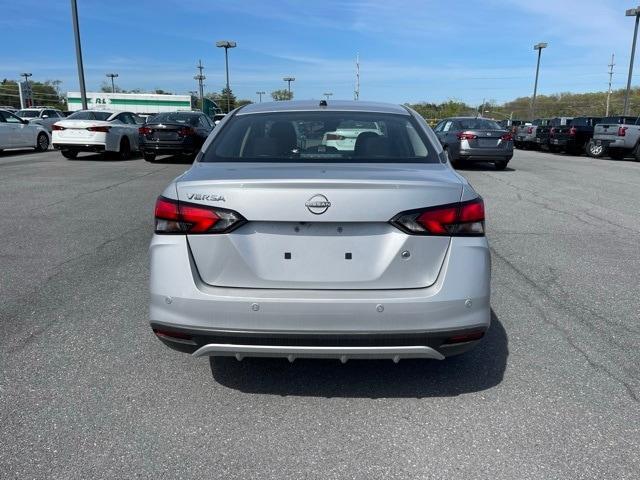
[271,89,293,101]
[100,80,125,93]
[218,87,236,113]
[0,79,65,109]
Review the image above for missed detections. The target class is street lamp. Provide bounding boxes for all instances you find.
[106,73,118,93]
[256,91,265,102]
[323,92,333,100]
[623,7,640,115]
[216,40,236,112]
[283,77,295,97]
[531,42,548,119]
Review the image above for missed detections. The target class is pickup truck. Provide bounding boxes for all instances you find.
[549,116,602,154]
[589,116,640,160]
[534,117,572,152]
[514,119,550,149]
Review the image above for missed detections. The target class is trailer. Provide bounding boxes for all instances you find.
[66,92,192,114]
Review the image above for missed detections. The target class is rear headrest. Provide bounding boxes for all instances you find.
[354,131,390,157]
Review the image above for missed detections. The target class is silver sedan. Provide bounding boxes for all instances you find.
[150,100,491,365]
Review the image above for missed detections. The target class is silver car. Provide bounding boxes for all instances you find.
[434,117,513,170]
[150,100,491,364]
[15,107,66,133]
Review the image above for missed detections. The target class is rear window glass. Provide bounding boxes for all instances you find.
[600,116,639,125]
[16,110,39,118]
[457,119,501,130]
[147,112,200,125]
[67,111,112,121]
[201,112,438,163]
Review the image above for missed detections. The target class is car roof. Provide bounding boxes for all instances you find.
[237,100,409,116]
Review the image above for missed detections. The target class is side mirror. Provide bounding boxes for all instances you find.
[42,114,50,119]
[22,119,30,125]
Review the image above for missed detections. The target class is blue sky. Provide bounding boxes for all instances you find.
[0,0,635,105]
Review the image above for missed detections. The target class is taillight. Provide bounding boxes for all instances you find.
[178,127,196,137]
[139,126,151,135]
[527,127,533,134]
[87,126,110,132]
[456,131,477,140]
[443,330,485,345]
[500,133,513,141]
[549,127,556,137]
[52,124,65,131]
[618,126,628,136]
[569,126,577,136]
[154,196,246,234]
[326,133,346,141]
[390,198,485,236]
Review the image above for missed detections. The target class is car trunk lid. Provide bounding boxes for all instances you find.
[177,162,463,290]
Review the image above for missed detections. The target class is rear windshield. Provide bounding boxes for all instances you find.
[147,112,200,125]
[457,119,501,130]
[67,111,112,121]
[201,112,438,163]
[16,110,39,118]
[600,116,640,125]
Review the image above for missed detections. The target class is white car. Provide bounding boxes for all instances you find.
[52,110,141,159]
[0,109,50,152]
[15,108,66,133]
[321,120,383,151]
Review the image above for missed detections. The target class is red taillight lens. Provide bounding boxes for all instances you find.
[52,124,65,131]
[87,126,110,132]
[152,328,196,345]
[456,131,477,140]
[139,126,151,135]
[154,196,246,234]
[391,198,485,236]
[569,126,577,136]
[500,133,513,141]
[527,127,533,134]
[178,127,196,137]
[618,126,628,136]
[443,330,485,345]
[326,133,346,141]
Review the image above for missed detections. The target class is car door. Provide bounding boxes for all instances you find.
[0,111,17,148]
[3,111,32,147]
[120,112,140,150]
[41,110,60,131]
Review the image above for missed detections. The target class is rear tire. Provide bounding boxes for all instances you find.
[494,159,508,170]
[35,133,49,152]
[116,137,131,160]
[143,152,156,162]
[586,140,605,158]
[61,149,78,159]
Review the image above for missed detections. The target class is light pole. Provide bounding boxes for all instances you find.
[623,7,640,115]
[283,77,295,98]
[106,73,118,93]
[256,91,265,102]
[531,42,548,120]
[216,40,236,112]
[70,0,87,110]
[323,92,333,101]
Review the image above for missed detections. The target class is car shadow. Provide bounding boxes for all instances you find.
[0,149,40,158]
[209,309,508,398]
[66,152,141,162]
[149,154,195,164]
[455,163,515,172]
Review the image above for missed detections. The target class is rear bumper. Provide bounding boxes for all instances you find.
[149,235,491,358]
[140,138,195,154]
[53,143,105,152]
[550,138,569,146]
[458,147,512,161]
[593,137,627,149]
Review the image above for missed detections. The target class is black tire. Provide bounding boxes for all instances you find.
[116,137,131,160]
[143,152,156,162]
[548,145,561,153]
[586,140,605,158]
[634,144,640,162]
[61,149,78,159]
[35,132,49,152]
[608,148,625,160]
[494,160,508,170]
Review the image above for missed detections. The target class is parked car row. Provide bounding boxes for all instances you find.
[511,115,640,161]
[0,109,50,152]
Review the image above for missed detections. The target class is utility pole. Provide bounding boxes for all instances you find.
[531,42,548,119]
[623,7,640,115]
[70,0,87,110]
[256,91,265,102]
[106,73,118,93]
[606,54,615,116]
[194,59,206,111]
[20,73,32,108]
[354,53,360,100]
[283,77,295,97]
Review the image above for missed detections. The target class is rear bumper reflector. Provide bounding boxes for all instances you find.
[191,344,445,362]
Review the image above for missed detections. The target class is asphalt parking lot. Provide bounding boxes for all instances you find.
[1,148,638,479]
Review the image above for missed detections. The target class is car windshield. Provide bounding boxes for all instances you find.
[16,110,39,118]
[147,112,200,125]
[457,119,502,130]
[66,111,112,121]
[201,111,437,163]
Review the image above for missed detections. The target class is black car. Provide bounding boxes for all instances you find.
[139,111,214,162]
[549,116,602,155]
